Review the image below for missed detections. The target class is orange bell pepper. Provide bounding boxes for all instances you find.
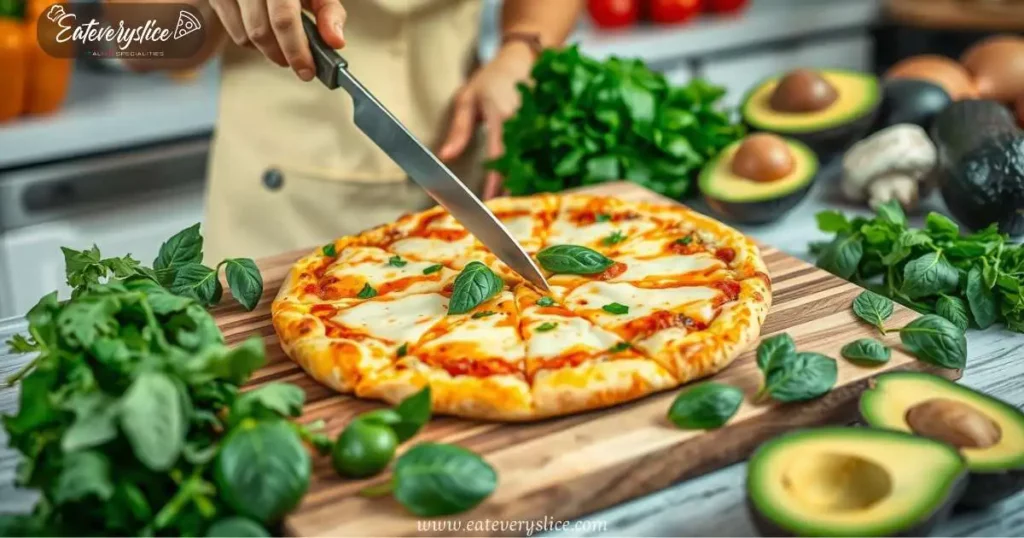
[24,0,72,115]
[0,18,28,122]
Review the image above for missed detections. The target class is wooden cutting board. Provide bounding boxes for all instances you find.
[212,181,956,537]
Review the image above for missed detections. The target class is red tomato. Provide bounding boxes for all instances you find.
[704,0,749,13]
[587,0,640,29]
[647,0,701,24]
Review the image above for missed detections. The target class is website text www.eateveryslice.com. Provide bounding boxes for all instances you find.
[416,517,608,536]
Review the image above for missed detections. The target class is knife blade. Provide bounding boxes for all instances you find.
[301,13,550,291]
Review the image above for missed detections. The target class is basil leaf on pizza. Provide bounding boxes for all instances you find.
[471,311,496,319]
[448,262,503,315]
[602,302,629,315]
[535,322,558,332]
[322,243,337,257]
[388,255,407,268]
[357,284,378,299]
[423,264,444,275]
[536,296,555,307]
[536,245,614,275]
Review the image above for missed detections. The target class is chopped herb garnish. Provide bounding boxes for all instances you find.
[602,302,629,315]
[389,255,407,268]
[472,311,496,319]
[323,243,337,257]
[602,230,626,246]
[675,236,693,246]
[423,264,444,275]
[609,342,631,353]
[537,296,555,307]
[535,322,558,332]
[357,283,378,299]
[397,343,408,357]
[595,213,611,223]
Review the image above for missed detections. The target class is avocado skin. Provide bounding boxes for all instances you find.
[749,110,877,158]
[959,469,1024,509]
[704,183,813,225]
[931,100,1024,236]
[746,472,967,537]
[871,79,953,133]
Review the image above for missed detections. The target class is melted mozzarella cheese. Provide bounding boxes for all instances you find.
[524,316,620,358]
[500,214,536,245]
[419,317,525,361]
[564,281,719,325]
[546,218,656,248]
[333,293,447,343]
[611,254,723,282]
[325,253,456,288]
[390,236,474,262]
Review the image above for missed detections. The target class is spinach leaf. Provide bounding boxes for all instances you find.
[120,372,185,471]
[967,266,997,329]
[876,200,907,227]
[840,338,891,364]
[852,291,894,334]
[392,386,432,442]
[759,352,837,403]
[392,443,497,517]
[215,420,310,524]
[448,262,504,315]
[54,451,115,504]
[816,233,863,279]
[899,315,967,369]
[154,223,203,272]
[926,213,959,239]
[536,245,614,275]
[231,383,305,423]
[756,333,796,371]
[936,295,969,332]
[900,253,959,299]
[667,382,743,430]
[57,295,121,348]
[223,258,264,311]
[170,263,223,307]
[815,211,850,233]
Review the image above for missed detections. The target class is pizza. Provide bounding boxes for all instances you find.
[271,193,771,421]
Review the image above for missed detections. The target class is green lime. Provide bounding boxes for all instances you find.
[331,420,398,478]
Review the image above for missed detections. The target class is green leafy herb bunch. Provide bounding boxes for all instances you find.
[489,45,745,199]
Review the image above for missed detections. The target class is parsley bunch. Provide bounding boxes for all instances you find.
[813,202,1024,332]
[1,225,328,536]
[489,45,745,199]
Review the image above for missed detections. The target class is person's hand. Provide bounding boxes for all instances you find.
[438,44,535,200]
[210,0,347,81]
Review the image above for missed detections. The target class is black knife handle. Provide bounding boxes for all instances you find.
[301,12,348,89]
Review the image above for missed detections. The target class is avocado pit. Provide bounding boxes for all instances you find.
[769,69,839,113]
[782,452,892,512]
[730,133,796,183]
[905,398,1003,449]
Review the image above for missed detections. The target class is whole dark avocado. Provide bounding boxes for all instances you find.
[871,78,953,133]
[699,134,818,224]
[741,69,881,157]
[861,372,1024,509]
[931,100,1024,236]
[746,427,968,537]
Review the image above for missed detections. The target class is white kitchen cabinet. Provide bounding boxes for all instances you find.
[698,33,873,109]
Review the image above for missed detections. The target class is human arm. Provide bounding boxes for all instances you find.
[438,0,583,199]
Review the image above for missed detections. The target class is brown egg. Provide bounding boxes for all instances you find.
[769,69,839,113]
[961,35,1024,103]
[730,134,795,183]
[885,55,979,100]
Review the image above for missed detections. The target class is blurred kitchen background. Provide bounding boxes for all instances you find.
[0,0,1020,317]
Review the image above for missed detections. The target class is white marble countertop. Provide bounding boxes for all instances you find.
[1,168,1022,535]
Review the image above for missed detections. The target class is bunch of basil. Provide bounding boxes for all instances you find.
[489,46,745,199]
[0,226,327,537]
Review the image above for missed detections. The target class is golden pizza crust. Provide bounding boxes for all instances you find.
[270,193,771,421]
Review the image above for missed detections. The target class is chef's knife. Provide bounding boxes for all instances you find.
[300,14,550,291]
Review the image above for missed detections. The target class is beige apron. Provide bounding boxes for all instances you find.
[203,0,485,262]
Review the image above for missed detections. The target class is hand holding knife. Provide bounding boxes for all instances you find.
[299,13,551,291]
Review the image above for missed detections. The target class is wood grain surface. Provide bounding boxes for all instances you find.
[886,0,1024,30]
[195,182,958,537]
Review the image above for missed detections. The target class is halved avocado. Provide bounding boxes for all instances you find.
[742,69,881,156]
[699,135,818,224]
[860,372,1024,508]
[747,427,967,537]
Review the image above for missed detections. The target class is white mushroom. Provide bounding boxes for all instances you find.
[841,124,937,211]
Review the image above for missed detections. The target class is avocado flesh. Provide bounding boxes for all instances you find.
[742,70,880,156]
[747,427,966,537]
[860,372,1024,507]
[699,138,818,224]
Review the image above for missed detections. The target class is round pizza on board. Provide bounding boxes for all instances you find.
[271,194,771,421]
